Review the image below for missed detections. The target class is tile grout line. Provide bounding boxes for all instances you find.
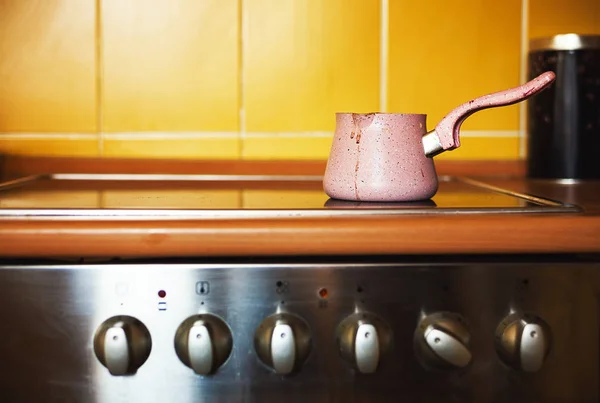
[379,0,389,113]
[238,0,247,159]
[95,0,104,157]
[518,0,529,159]
[0,130,521,140]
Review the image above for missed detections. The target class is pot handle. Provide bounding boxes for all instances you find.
[422,71,556,157]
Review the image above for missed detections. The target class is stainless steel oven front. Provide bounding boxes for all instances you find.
[1,258,599,403]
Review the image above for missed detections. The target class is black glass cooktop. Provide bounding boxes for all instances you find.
[0,173,581,218]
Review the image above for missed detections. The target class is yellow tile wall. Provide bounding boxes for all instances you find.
[389,0,522,132]
[1,0,599,161]
[101,0,240,133]
[529,0,600,38]
[243,0,380,133]
[388,0,522,161]
[100,0,240,158]
[0,0,97,133]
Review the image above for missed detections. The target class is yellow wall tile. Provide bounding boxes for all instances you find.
[529,0,600,38]
[103,136,240,159]
[0,0,96,133]
[242,134,518,161]
[5,1,593,163]
[435,136,520,161]
[388,0,522,131]
[244,0,380,132]
[101,0,239,132]
[0,136,98,157]
[242,135,333,160]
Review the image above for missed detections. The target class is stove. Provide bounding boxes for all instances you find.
[0,173,598,403]
[0,173,581,217]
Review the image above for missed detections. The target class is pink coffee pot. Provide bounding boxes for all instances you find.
[323,71,556,202]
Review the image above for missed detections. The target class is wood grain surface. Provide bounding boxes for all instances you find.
[0,214,598,258]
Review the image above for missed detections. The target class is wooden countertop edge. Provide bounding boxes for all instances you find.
[0,214,598,257]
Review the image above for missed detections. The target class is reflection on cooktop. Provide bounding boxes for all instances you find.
[324,199,438,209]
[0,174,580,214]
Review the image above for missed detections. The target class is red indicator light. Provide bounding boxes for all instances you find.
[158,290,166,298]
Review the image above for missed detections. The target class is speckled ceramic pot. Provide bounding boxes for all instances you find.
[323,71,557,202]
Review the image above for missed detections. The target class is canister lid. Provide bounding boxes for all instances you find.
[529,33,600,51]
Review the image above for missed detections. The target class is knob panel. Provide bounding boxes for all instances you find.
[254,312,312,375]
[414,311,472,370]
[174,314,233,376]
[495,312,551,372]
[336,312,393,374]
[93,315,152,376]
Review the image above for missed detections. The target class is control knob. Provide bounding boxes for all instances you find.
[254,312,312,375]
[495,312,551,372]
[93,315,152,376]
[414,311,472,370]
[174,314,233,376]
[336,312,392,374]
